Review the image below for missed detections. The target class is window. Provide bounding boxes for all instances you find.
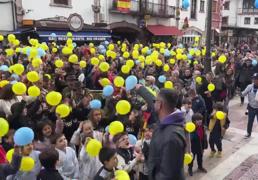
[243,0,254,9]
[212,1,217,12]
[255,18,258,24]
[224,1,230,10]
[244,17,251,24]
[222,16,228,25]
[50,0,72,7]
[190,0,197,19]
[200,0,205,12]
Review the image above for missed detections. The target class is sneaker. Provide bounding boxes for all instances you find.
[216,151,222,158]
[209,151,216,158]
[198,167,207,173]
[244,134,251,139]
[188,169,193,176]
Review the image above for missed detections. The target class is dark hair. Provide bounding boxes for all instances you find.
[0,84,15,100]
[99,147,117,165]
[112,131,128,144]
[192,113,203,122]
[159,88,179,111]
[182,98,192,105]
[39,148,59,169]
[36,120,54,141]
[214,102,224,111]
[50,133,64,145]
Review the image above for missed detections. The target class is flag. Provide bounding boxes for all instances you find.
[117,0,131,12]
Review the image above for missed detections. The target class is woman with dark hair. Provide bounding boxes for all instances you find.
[0,84,22,116]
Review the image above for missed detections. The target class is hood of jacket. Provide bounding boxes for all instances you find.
[160,109,185,127]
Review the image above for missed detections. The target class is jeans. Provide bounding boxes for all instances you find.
[188,152,203,170]
[247,106,258,135]
[209,135,222,152]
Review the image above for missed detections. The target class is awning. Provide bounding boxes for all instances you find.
[37,30,111,42]
[147,25,183,36]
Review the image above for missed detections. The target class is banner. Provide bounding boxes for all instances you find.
[117,0,131,12]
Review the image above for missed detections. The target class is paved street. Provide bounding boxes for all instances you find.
[187,96,258,180]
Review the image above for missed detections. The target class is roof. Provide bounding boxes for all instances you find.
[147,25,183,36]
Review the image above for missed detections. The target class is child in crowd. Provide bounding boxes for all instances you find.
[37,148,63,180]
[1,129,15,152]
[94,147,118,180]
[50,133,79,180]
[181,98,194,122]
[113,132,143,180]
[7,143,41,180]
[0,145,22,179]
[209,103,227,158]
[188,113,208,176]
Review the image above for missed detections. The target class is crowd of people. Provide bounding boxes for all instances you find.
[0,33,257,180]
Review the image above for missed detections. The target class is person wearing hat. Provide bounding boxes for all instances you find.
[241,73,258,138]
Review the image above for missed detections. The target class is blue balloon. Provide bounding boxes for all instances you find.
[158,75,166,83]
[135,60,140,65]
[255,0,258,8]
[252,59,257,66]
[187,54,193,59]
[103,85,114,97]
[104,41,109,45]
[50,33,57,38]
[98,45,105,50]
[72,42,77,48]
[26,47,31,56]
[14,127,34,146]
[125,75,138,91]
[10,80,17,85]
[182,0,190,9]
[0,65,9,71]
[38,48,46,57]
[147,49,152,55]
[128,134,137,145]
[11,74,20,81]
[105,126,109,133]
[164,49,170,57]
[90,99,102,109]
[101,49,106,55]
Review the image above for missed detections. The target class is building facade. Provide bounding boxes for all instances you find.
[222,0,258,49]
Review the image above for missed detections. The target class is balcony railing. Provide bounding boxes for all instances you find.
[238,8,258,14]
[109,0,175,18]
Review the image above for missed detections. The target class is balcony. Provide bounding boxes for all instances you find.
[109,0,175,18]
[238,8,258,15]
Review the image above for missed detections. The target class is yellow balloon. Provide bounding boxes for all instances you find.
[28,86,41,97]
[13,63,24,75]
[114,76,124,87]
[196,77,202,84]
[98,55,105,61]
[90,48,96,55]
[52,47,57,53]
[100,78,111,87]
[5,49,14,57]
[6,148,14,162]
[146,87,157,97]
[164,81,173,89]
[79,61,87,68]
[208,83,215,92]
[195,50,201,57]
[46,91,62,106]
[99,62,110,72]
[0,118,9,137]
[110,51,117,59]
[27,71,40,83]
[55,59,64,68]
[56,104,70,118]
[193,60,198,65]
[20,157,35,172]
[218,55,227,63]
[138,55,145,62]
[132,50,139,59]
[109,121,124,136]
[32,58,42,68]
[15,47,21,53]
[67,32,73,38]
[91,57,99,66]
[184,153,193,165]
[195,36,200,42]
[211,52,216,57]
[89,43,94,48]
[66,38,73,45]
[126,60,134,68]
[30,48,38,58]
[108,44,114,51]
[216,111,225,120]
[13,39,20,46]
[155,59,163,67]
[189,49,195,56]
[62,46,73,55]
[121,65,130,74]
[145,56,153,65]
[7,34,15,43]
[163,64,170,72]
[85,138,102,157]
[0,80,9,88]
[176,53,182,60]
[12,82,27,95]
[116,100,131,115]
[68,54,78,63]
[123,51,130,59]
[170,58,176,64]
[115,170,130,180]
[0,35,4,41]
[185,122,196,133]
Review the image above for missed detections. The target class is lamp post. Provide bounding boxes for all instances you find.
[204,0,212,73]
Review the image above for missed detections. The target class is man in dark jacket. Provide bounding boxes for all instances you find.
[148,89,186,180]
